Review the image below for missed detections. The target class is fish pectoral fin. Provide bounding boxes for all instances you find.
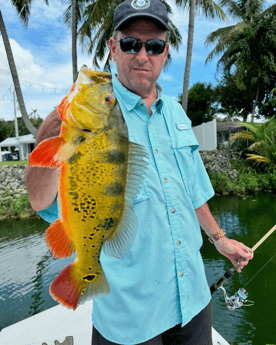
[102,201,137,258]
[54,134,84,166]
[29,137,64,168]
[45,219,76,258]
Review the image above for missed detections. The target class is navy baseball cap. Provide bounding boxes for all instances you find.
[114,0,169,31]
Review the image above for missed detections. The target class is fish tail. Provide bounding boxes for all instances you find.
[50,262,110,310]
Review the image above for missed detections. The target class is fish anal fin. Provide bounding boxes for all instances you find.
[50,263,110,310]
[29,137,64,168]
[45,219,76,258]
[103,142,149,259]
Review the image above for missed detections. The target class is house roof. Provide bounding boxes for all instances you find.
[0,134,36,147]
[217,122,245,132]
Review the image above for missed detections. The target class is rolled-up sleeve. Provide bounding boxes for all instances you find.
[37,196,59,223]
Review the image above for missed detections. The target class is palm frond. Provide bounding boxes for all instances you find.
[247,141,262,151]
[246,153,270,165]
[218,0,245,19]
[229,130,254,143]
[198,0,228,21]
[11,0,49,26]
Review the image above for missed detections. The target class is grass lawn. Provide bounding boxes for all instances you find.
[0,160,29,167]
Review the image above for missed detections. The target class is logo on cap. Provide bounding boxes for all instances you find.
[131,0,150,10]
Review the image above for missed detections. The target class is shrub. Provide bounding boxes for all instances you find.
[12,195,31,214]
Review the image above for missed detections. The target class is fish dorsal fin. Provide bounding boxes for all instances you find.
[102,142,148,258]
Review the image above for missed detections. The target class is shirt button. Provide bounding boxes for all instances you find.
[139,101,143,106]
[164,178,168,182]
[171,208,176,213]
[180,272,184,277]
[154,149,158,154]
[149,121,151,125]
[176,241,181,245]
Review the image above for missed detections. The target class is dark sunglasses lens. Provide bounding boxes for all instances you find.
[120,38,166,54]
[146,40,166,54]
[120,38,141,53]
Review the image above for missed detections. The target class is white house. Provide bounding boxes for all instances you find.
[0,134,36,162]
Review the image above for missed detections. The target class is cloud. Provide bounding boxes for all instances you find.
[0,37,45,87]
[160,73,174,82]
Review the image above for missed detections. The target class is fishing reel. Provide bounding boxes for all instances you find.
[219,286,254,310]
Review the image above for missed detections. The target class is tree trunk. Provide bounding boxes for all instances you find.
[251,84,260,122]
[181,0,196,114]
[0,10,38,137]
[72,0,78,83]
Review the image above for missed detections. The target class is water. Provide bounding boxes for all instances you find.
[0,218,76,330]
[0,193,275,344]
[203,192,276,345]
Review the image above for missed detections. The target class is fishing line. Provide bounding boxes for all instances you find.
[243,251,276,289]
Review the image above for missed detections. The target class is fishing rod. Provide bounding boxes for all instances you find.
[210,224,276,310]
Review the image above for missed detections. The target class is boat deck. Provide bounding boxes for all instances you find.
[0,302,229,345]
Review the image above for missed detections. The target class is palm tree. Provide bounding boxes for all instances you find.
[0,7,39,137]
[72,0,78,82]
[62,0,93,82]
[230,116,276,169]
[173,0,228,113]
[74,0,182,72]
[205,0,276,122]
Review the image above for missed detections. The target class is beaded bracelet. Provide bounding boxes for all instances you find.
[208,229,226,244]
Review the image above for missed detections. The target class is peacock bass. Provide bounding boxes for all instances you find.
[29,66,148,310]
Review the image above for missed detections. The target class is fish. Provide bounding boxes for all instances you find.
[29,66,148,309]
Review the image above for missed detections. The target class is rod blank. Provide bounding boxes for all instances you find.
[251,224,276,252]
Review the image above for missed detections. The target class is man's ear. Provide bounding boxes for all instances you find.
[163,43,169,65]
[110,37,117,62]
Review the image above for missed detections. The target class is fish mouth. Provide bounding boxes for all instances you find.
[73,126,95,136]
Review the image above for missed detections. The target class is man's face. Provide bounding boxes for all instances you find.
[110,20,169,96]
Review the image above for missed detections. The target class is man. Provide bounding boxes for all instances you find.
[25,0,253,344]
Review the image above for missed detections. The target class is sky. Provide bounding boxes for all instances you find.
[0,0,271,124]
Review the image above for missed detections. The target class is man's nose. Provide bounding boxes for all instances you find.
[135,45,149,63]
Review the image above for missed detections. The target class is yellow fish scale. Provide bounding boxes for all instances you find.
[62,128,128,276]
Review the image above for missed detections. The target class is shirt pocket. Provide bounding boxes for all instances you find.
[133,181,150,203]
[172,127,199,197]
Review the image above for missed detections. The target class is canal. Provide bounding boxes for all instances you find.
[0,192,275,344]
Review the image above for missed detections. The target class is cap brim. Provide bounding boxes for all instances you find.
[114,14,168,31]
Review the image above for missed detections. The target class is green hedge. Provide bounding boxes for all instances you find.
[209,169,276,195]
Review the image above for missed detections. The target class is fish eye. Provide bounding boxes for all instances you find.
[104,95,113,105]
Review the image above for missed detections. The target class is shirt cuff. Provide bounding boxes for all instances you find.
[37,195,59,223]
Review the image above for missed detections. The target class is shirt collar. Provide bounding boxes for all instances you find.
[112,73,164,113]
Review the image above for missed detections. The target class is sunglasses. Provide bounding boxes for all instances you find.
[117,37,167,55]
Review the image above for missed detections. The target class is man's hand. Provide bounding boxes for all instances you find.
[195,202,254,273]
[214,236,253,273]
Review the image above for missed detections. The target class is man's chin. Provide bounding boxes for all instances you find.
[131,77,152,89]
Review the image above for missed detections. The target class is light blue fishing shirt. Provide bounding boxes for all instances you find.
[38,74,215,345]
